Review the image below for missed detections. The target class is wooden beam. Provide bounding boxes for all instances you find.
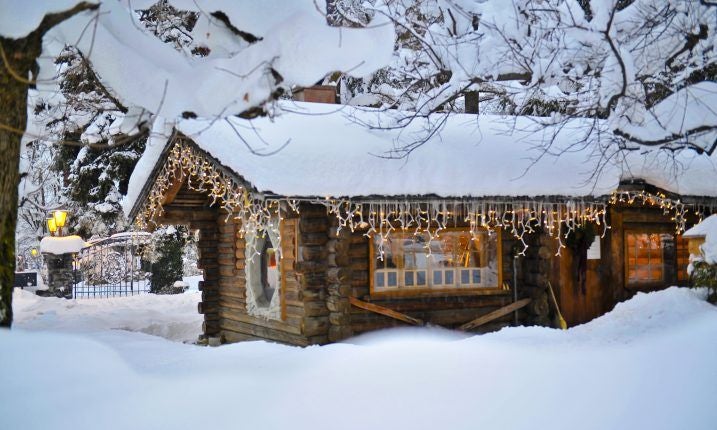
[349,297,423,326]
[157,207,217,224]
[459,298,531,331]
[160,169,185,206]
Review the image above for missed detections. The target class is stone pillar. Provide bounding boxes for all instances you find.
[41,253,75,298]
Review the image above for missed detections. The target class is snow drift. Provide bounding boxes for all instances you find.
[1,286,716,430]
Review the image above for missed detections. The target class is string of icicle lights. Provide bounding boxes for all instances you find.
[136,140,282,259]
[609,190,689,233]
[136,141,708,259]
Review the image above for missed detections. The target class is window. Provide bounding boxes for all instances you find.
[370,229,500,294]
[626,232,667,284]
[260,238,280,302]
[246,227,282,319]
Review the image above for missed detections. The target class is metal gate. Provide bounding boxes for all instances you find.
[74,232,152,298]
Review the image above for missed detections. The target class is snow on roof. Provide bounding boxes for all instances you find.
[684,215,717,265]
[124,102,717,215]
[684,215,717,239]
[40,236,87,255]
[172,102,717,199]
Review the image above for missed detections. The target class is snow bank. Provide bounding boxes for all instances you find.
[171,102,717,200]
[684,214,717,264]
[3,287,717,430]
[12,288,202,342]
[39,235,87,255]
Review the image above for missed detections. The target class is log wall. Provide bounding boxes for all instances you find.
[193,211,311,346]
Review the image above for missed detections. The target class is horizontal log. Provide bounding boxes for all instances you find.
[328,325,354,342]
[307,335,329,346]
[217,255,236,266]
[301,316,329,337]
[299,272,327,288]
[327,239,350,255]
[303,300,329,317]
[285,304,305,318]
[459,298,531,331]
[329,312,351,326]
[349,245,368,258]
[350,258,368,271]
[217,308,303,335]
[219,266,235,277]
[221,330,259,344]
[159,207,217,224]
[202,321,220,336]
[219,318,308,346]
[297,204,328,217]
[299,289,326,301]
[328,254,351,268]
[301,232,329,246]
[217,298,247,311]
[351,297,509,313]
[217,283,245,297]
[301,246,327,261]
[299,217,329,233]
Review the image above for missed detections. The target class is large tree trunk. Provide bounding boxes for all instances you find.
[0,3,97,327]
[0,35,41,327]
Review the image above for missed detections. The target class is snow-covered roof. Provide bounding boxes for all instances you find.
[683,215,717,265]
[684,215,717,239]
[40,236,87,255]
[125,102,717,215]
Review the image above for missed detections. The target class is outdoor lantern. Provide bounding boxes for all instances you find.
[30,248,38,257]
[53,210,68,235]
[47,218,57,236]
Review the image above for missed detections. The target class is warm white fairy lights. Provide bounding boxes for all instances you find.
[609,190,688,233]
[317,198,608,256]
[136,139,283,259]
[135,140,713,260]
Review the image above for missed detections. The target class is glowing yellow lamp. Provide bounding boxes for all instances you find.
[53,210,68,228]
[47,218,57,236]
[30,248,38,257]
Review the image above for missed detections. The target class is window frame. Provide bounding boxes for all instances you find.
[623,226,684,289]
[368,227,504,298]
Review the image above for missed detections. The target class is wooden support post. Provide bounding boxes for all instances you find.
[459,298,531,331]
[349,297,423,326]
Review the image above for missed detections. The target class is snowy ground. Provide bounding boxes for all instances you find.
[1,286,716,430]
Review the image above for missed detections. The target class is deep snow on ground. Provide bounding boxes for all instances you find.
[2,287,717,430]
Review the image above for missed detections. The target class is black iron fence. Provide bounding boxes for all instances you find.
[74,233,153,299]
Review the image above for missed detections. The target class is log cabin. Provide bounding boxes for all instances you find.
[124,101,717,346]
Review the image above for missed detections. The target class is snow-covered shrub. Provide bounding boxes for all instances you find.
[182,230,202,277]
[145,226,189,294]
[691,261,717,304]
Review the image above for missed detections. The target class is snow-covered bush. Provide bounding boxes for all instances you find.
[145,226,189,294]
[691,261,717,304]
[686,215,717,304]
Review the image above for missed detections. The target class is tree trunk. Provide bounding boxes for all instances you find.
[0,35,43,327]
[0,3,97,328]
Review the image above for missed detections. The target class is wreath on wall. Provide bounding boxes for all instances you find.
[565,223,596,295]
